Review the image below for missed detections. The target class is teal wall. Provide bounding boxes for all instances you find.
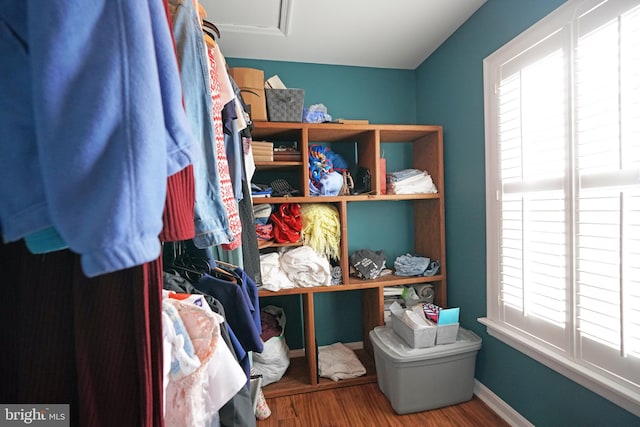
[228,2,638,422]
[416,0,638,425]
[226,59,416,124]
[227,59,418,349]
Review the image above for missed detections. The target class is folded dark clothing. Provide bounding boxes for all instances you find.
[349,249,386,280]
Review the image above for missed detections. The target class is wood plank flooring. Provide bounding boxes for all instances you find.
[256,383,510,427]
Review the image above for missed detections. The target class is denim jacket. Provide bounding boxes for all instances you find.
[168,0,235,248]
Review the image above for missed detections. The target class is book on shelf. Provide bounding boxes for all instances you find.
[273,152,301,161]
[252,149,274,155]
[252,155,273,162]
[252,148,274,156]
[252,141,274,149]
[251,140,274,162]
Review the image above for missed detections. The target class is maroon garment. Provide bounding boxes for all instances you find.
[160,164,195,242]
[0,240,164,427]
[159,0,196,245]
[0,158,194,426]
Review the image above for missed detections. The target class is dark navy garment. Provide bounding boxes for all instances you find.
[233,267,261,334]
[195,271,264,354]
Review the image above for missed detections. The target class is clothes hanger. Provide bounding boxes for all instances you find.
[196,3,220,39]
[214,259,238,270]
[164,241,213,283]
[202,19,221,39]
[197,3,219,48]
[211,264,239,284]
[202,28,217,48]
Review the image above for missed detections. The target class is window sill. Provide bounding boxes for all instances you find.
[477,317,640,417]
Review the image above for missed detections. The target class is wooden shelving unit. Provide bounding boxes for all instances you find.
[251,121,446,397]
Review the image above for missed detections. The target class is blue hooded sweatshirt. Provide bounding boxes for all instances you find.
[0,0,195,277]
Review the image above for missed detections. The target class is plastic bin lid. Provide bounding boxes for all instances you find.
[370,325,482,363]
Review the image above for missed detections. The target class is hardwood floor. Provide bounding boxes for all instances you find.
[256,383,510,427]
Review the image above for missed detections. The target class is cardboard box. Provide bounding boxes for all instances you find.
[370,325,481,414]
[229,68,267,121]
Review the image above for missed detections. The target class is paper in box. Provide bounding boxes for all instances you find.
[422,302,460,345]
[389,302,436,348]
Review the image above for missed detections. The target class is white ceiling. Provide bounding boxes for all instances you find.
[201,0,487,70]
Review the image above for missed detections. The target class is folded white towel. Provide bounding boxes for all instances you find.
[318,342,366,382]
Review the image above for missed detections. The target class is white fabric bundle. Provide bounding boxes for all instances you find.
[279,246,332,287]
[388,169,438,194]
[259,252,296,291]
[318,343,366,382]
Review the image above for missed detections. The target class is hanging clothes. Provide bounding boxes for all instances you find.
[160,165,196,242]
[162,270,258,427]
[194,266,264,380]
[0,240,166,427]
[0,2,206,427]
[0,0,195,278]
[238,173,264,286]
[206,44,243,251]
[167,0,235,249]
[162,296,247,427]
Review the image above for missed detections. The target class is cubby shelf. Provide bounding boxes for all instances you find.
[251,121,446,397]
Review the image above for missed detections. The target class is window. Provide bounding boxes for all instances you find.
[481,0,640,416]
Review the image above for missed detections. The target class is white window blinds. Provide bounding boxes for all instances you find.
[497,31,570,350]
[483,0,640,415]
[575,2,640,384]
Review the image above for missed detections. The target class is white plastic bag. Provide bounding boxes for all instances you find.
[252,306,290,386]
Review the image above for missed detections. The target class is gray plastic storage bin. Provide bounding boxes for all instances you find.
[370,325,482,414]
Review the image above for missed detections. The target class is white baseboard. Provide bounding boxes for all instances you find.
[474,380,533,427]
[288,341,364,358]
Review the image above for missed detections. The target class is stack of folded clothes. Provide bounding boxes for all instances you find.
[387,169,437,194]
[394,253,440,277]
[349,249,387,280]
